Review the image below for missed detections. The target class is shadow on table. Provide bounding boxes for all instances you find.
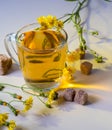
[74,63,112,112]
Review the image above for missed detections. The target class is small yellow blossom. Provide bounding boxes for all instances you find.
[37,15,63,30]
[66,65,76,73]
[46,15,57,25]
[16,95,22,100]
[46,89,56,105]
[37,16,49,29]
[56,20,64,30]
[8,120,16,130]
[61,68,74,83]
[55,68,74,86]
[0,113,8,125]
[66,51,80,74]
[66,51,80,63]
[23,96,33,112]
[3,102,7,106]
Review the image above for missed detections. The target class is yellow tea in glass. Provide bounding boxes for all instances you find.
[17,23,68,88]
[5,23,68,89]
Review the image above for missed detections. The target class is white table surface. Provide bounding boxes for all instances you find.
[0,0,112,130]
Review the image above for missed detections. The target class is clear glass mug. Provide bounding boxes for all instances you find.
[4,23,68,90]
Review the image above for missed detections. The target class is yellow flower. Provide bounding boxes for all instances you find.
[56,20,64,30]
[8,120,16,130]
[46,89,56,104]
[37,16,46,24]
[0,113,8,125]
[66,66,76,73]
[62,68,74,82]
[37,15,63,30]
[46,15,57,26]
[37,16,49,29]
[66,51,80,74]
[23,96,33,112]
[66,51,80,63]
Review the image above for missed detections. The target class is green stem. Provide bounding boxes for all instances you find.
[0,83,21,89]
[62,0,104,62]
[7,103,19,116]
[87,46,103,63]
[21,84,51,108]
[9,99,23,104]
[0,100,19,116]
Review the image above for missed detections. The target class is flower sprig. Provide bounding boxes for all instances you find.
[60,0,112,63]
[0,83,34,129]
[22,96,33,112]
[0,92,33,115]
[0,100,20,116]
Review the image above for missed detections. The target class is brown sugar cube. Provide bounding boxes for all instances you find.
[80,61,93,75]
[74,89,88,105]
[0,68,7,75]
[63,88,76,101]
[0,54,12,75]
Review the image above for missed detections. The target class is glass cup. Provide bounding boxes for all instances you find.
[4,23,68,90]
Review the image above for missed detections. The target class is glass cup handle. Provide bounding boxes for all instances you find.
[4,33,19,65]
